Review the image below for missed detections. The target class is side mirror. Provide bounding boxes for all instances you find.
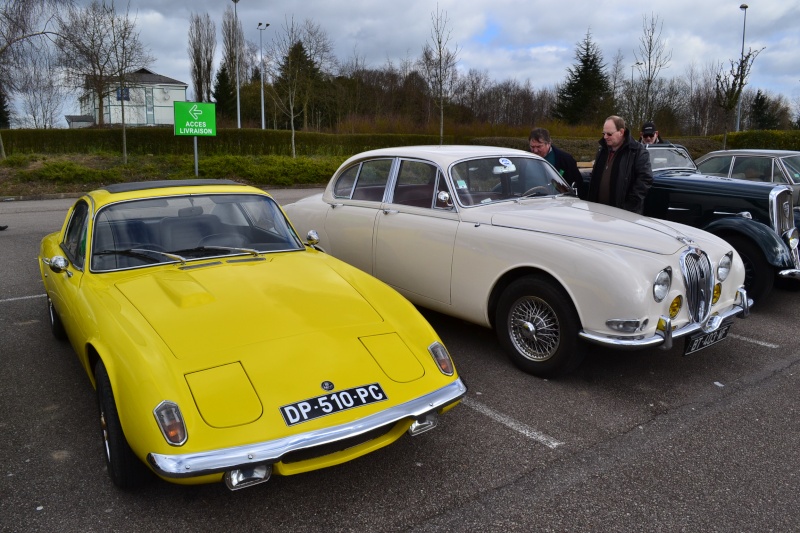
[306,230,320,246]
[437,190,452,207]
[46,256,70,274]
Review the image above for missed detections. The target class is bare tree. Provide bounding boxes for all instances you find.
[714,47,763,135]
[220,6,246,86]
[419,4,459,144]
[56,0,152,129]
[633,13,672,120]
[0,0,70,157]
[188,12,215,102]
[265,16,305,157]
[17,39,64,128]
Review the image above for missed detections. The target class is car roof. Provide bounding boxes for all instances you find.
[699,149,800,158]
[339,145,538,168]
[85,179,266,208]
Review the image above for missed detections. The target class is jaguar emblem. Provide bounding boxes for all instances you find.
[321,381,334,391]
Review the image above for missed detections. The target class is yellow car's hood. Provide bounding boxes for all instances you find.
[115,252,385,361]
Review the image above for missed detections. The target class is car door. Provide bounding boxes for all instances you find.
[374,160,459,305]
[323,158,394,274]
[47,200,90,348]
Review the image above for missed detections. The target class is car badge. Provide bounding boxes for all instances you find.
[677,236,695,246]
[321,381,334,391]
[783,202,790,219]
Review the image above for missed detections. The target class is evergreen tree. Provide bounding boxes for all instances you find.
[273,41,319,131]
[750,90,779,130]
[553,30,612,126]
[212,65,235,122]
[0,84,11,129]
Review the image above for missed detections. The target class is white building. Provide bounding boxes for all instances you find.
[73,68,188,127]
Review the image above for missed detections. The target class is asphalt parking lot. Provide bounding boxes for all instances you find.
[2,191,800,532]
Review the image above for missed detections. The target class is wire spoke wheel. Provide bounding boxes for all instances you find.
[496,275,584,378]
[508,296,560,361]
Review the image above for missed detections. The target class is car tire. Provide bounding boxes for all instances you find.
[495,275,585,378]
[47,296,67,341]
[95,360,150,489]
[727,235,773,306]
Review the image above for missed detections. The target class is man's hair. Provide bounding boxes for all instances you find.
[528,128,552,143]
[606,115,627,132]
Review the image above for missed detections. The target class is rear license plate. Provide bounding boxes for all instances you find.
[280,383,388,426]
[684,322,733,356]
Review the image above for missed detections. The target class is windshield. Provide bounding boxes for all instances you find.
[90,193,304,272]
[646,146,696,171]
[780,155,800,184]
[449,156,572,206]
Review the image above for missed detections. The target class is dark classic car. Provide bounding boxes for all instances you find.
[695,149,800,205]
[641,144,800,304]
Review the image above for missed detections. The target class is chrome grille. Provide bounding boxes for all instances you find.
[681,249,714,323]
[770,187,794,235]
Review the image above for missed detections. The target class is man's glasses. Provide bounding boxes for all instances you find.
[602,132,616,137]
[642,133,655,139]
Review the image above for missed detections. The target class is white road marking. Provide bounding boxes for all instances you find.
[1,294,46,303]
[728,333,779,349]
[462,397,564,449]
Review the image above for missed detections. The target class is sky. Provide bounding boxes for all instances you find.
[68,0,800,114]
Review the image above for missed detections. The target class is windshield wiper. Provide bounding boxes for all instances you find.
[173,245,261,258]
[94,248,188,264]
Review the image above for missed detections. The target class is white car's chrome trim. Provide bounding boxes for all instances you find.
[147,378,466,478]
[579,288,750,350]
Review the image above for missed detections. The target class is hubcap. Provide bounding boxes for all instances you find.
[508,296,560,362]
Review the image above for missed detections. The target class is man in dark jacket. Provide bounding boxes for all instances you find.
[528,128,582,189]
[586,115,653,214]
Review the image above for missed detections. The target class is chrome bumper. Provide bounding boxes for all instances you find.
[579,288,750,351]
[778,268,800,279]
[147,378,466,478]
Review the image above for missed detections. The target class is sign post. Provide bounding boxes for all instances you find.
[173,102,217,176]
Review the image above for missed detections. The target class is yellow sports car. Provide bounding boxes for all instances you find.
[39,179,465,490]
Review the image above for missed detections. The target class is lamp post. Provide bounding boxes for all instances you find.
[233,0,241,129]
[735,3,748,132]
[257,22,269,130]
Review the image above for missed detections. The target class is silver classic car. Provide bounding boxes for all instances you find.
[284,146,751,378]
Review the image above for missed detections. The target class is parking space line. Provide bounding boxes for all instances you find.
[1,294,46,303]
[462,397,564,449]
[728,334,779,349]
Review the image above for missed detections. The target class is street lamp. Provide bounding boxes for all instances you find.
[257,22,270,130]
[233,0,241,129]
[631,61,643,85]
[735,3,748,132]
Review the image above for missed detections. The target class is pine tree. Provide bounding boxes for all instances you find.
[0,84,11,129]
[553,30,612,126]
[750,90,779,130]
[212,65,235,121]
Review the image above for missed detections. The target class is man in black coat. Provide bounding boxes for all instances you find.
[528,128,582,189]
[587,115,653,214]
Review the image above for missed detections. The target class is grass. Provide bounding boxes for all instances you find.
[0,153,346,198]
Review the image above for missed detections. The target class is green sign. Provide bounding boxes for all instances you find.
[174,102,216,136]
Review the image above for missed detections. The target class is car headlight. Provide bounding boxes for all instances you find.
[428,342,455,376]
[717,252,732,282]
[153,401,188,446]
[785,227,799,250]
[653,267,672,302]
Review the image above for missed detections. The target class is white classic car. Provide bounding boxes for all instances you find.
[283,146,751,377]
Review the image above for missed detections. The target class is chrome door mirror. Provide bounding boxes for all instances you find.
[306,230,320,246]
[46,256,70,274]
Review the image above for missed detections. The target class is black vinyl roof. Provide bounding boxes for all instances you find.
[100,179,241,194]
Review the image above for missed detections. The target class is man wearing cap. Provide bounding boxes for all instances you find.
[639,121,667,144]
